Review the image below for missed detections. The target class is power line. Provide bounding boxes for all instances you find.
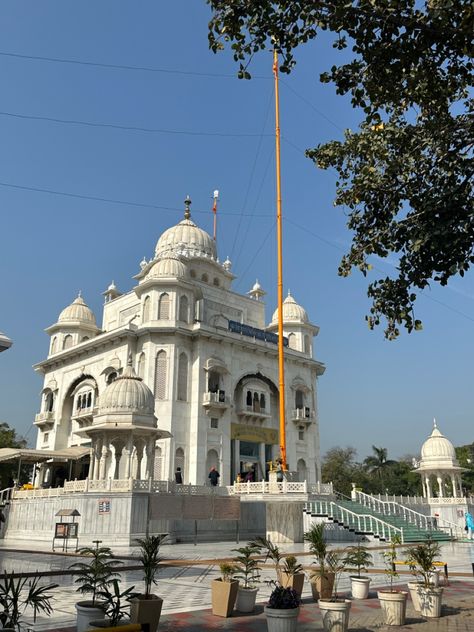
[0,180,274,217]
[0,110,273,138]
[0,50,271,80]
[280,78,344,133]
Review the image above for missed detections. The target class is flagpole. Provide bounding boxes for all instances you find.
[273,49,287,471]
[212,190,219,241]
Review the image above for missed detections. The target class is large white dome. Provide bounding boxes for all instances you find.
[271,292,309,325]
[154,198,216,260]
[99,363,155,415]
[58,295,97,326]
[145,255,187,280]
[421,424,456,460]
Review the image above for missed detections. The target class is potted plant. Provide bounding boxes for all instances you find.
[377,536,408,626]
[211,562,239,617]
[317,551,351,632]
[279,555,305,598]
[264,581,301,632]
[304,523,334,600]
[89,579,138,629]
[232,543,261,613]
[250,536,283,578]
[70,543,122,632]
[405,538,443,618]
[344,542,373,599]
[130,534,167,632]
[0,572,58,631]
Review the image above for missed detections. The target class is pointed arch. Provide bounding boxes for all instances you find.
[143,295,151,323]
[158,293,170,320]
[288,333,296,350]
[154,350,167,400]
[178,295,189,323]
[63,334,73,350]
[137,352,145,379]
[177,352,188,401]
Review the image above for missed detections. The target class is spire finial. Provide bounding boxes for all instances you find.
[127,353,133,367]
[184,195,192,220]
[78,290,82,298]
[433,417,437,429]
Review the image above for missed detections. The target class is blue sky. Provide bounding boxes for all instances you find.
[0,2,472,460]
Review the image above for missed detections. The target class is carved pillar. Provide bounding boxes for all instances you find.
[135,443,144,480]
[99,445,109,480]
[451,475,457,498]
[425,475,432,499]
[436,474,443,498]
[145,438,155,480]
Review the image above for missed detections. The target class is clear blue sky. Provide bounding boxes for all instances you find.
[0,2,473,461]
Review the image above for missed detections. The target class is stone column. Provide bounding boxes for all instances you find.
[425,475,432,499]
[125,437,133,478]
[145,438,155,480]
[234,439,240,481]
[99,446,109,480]
[451,475,457,498]
[135,444,144,480]
[436,474,444,498]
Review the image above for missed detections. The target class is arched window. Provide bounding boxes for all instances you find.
[87,392,92,408]
[50,337,57,354]
[177,352,188,401]
[201,273,209,283]
[137,352,145,379]
[63,334,73,350]
[288,333,296,350]
[76,395,82,411]
[297,458,307,482]
[158,293,170,320]
[107,371,117,385]
[295,390,304,410]
[154,446,163,481]
[260,393,266,410]
[178,295,189,323]
[246,390,252,407]
[81,336,89,343]
[208,370,220,393]
[206,449,219,476]
[190,269,196,279]
[154,351,167,400]
[304,335,310,354]
[253,392,260,412]
[175,447,185,479]
[143,295,151,322]
[44,391,54,412]
[213,278,220,287]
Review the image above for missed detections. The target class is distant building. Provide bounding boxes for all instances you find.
[33,198,325,488]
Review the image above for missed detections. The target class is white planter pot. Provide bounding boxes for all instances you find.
[75,602,106,632]
[264,606,299,632]
[377,591,407,626]
[318,599,351,632]
[407,581,423,611]
[350,576,371,599]
[418,586,443,618]
[235,587,258,613]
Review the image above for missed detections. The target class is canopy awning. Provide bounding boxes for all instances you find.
[0,447,91,464]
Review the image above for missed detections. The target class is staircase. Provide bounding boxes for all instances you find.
[305,495,455,543]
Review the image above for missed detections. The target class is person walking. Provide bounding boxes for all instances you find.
[466,511,474,540]
[208,466,220,487]
[175,467,183,484]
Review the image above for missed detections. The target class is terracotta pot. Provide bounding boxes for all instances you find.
[129,594,163,632]
[350,576,371,600]
[377,590,408,626]
[211,579,239,617]
[75,601,106,632]
[310,573,334,600]
[235,586,258,613]
[279,571,305,597]
[318,599,351,632]
[264,606,299,632]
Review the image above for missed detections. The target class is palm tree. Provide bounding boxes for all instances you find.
[364,446,396,491]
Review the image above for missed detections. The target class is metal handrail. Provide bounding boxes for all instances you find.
[305,500,404,543]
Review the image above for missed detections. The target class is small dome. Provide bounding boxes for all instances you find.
[271,292,308,325]
[145,255,187,280]
[421,422,457,461]
[99,362,155,415]
[154,197,217,260]
[58,294,97,326]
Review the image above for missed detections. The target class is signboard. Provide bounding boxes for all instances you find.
[149,494,241,521]
[213,496,241,520]
[68,522,78,538]
[55,523,68,538]
[231,423,278,445]
[98,499,111,514]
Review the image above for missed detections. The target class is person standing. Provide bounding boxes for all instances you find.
[175,467,183,484]
[208,466,220,487]
[466,511,474,540]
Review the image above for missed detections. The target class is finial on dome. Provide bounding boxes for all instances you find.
[127,353,133,367]
[78,290,82,298]
[223,256,232,272]
[433,417,437,429]
[184,195,192,220]
[140,257,147,270]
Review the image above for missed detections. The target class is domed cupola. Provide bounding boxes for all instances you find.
[270,291,309,326]
[98,360,155,417]
[154,196,217,261]
[58,294,97,326]
[145,255,187,281]
[419,420,459,467]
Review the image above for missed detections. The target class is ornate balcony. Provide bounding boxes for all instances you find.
[290,407,315,424]
[34,411,55,429]
[202,390,230,415]
[71,406,97,426]
[236,405,271,424]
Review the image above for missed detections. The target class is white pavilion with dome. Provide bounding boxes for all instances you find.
[32,196,325,489]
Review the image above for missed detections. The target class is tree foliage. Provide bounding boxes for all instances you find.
[0,421,27,489]
[208,0,474,338]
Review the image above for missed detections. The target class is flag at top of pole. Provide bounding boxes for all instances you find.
[212,189,219,241]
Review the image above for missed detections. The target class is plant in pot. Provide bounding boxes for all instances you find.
[70,543,123,632]
[377,535,408,626]
[280,555,305,598]
[264,581,301,632]
[304,523,334,600]
[232,543,261,613]
[343,542,374,599]
[90,579,139,629]
[211,562,239,617]
[0,572,58,632]
[130,534,167,632]
[404,537,443,618]
[317,551,352,632]
[250,536,283,578]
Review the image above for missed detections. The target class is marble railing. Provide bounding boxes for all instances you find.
[229,481,333,495]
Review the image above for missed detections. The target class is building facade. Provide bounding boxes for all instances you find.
[33,198,325,487]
